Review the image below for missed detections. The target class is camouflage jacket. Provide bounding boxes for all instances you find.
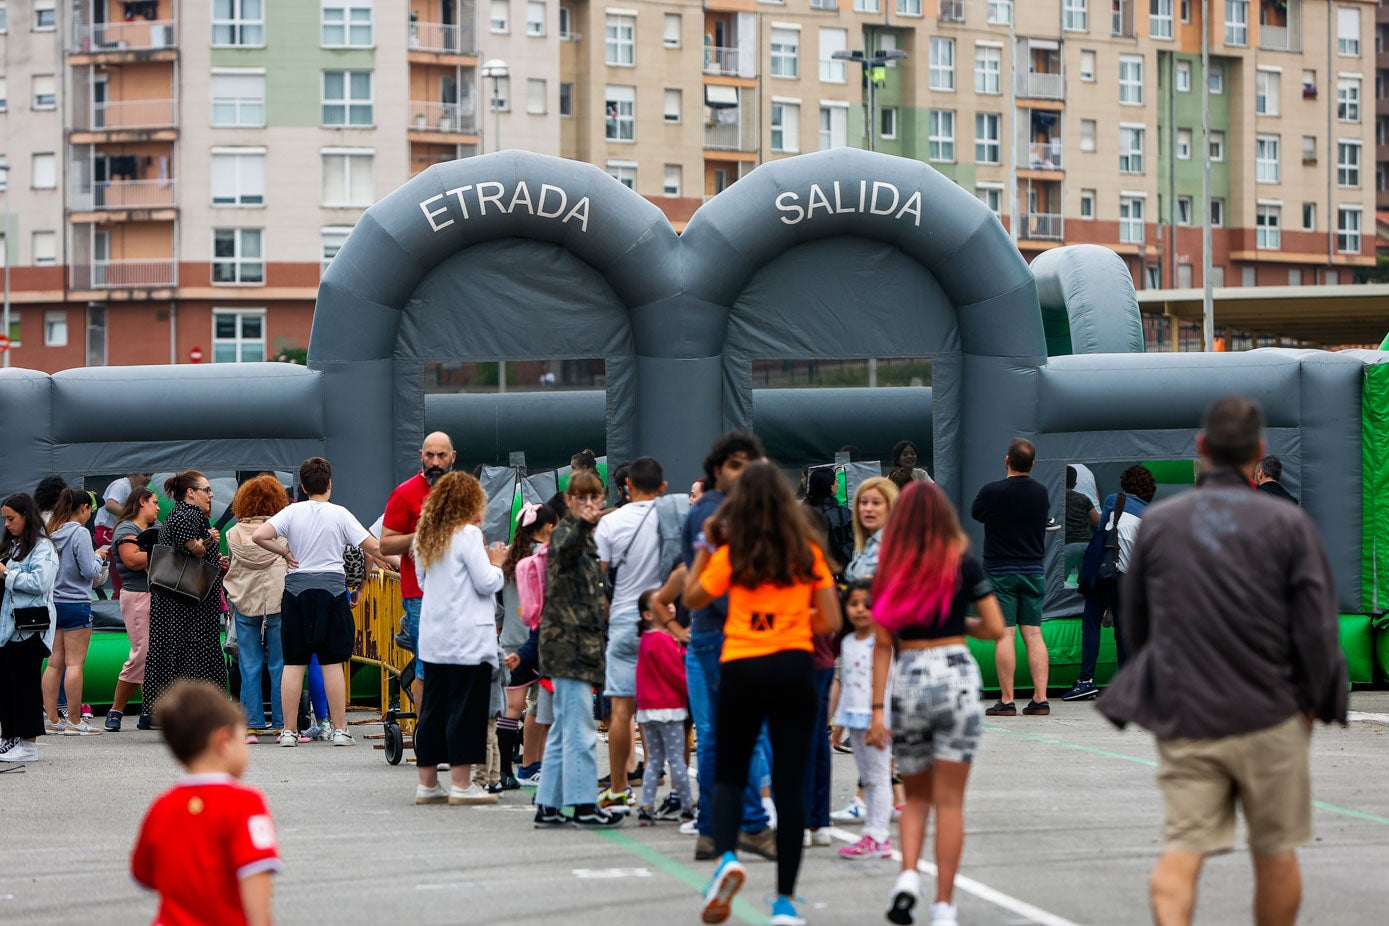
[538,515,607,686]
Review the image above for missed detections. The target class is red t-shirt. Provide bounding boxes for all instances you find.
[382,472,431,600]
[132,775,281,926]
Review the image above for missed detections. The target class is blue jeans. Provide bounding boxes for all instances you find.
[688,630,771,836]
[803,666,834,829]
[1079,575,1129,681]
[536,677,600,809]
[235,609,284,730]
[401,597,424,681]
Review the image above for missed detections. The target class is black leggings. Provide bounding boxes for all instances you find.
[714,649,816,897]
[0,634,49,740]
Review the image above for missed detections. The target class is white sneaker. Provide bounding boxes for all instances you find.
[448,783,499,805]
[415,783,449,804]
[44,719,65,734]
[886,870,921,925]
[928,901,958,925]
[278,730,299,747]
[62,721,102,736]
[678,819,700,836]
[803,828,832,847]
[0,741,38,763]
[331,729,355,746]
[830,797,866,824]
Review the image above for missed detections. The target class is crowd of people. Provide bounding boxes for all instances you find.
[0,396,1350,926]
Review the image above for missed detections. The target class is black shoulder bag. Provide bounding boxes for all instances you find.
[1096,492,1128,585]
[605,504,654,601]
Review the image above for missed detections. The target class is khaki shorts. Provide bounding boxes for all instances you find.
[1156,714,1312,857]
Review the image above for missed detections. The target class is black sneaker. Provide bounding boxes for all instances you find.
[533,805,572,828]
[597,772,612,788]
[572,804,625,828]
[486,782,505,794]
[637,808,656,827]
[627,761,645,784]
[499,773,520,791]
[655,792,683,821]
[1061,679,1099,702]
[104,710,123,733]
[136,713,153,730]
[1022,699,1051,716]
[984,700,1017,716]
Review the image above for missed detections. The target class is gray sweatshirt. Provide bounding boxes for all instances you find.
[51,521,101,604]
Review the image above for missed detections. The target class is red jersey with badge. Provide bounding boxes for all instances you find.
[382,472,432,599]
[131,775,281,926]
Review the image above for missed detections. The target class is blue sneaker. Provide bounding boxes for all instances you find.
[1061,678,1099,702]
[701,852,745,924]
[516,762,542,786]
[769,895,806,926]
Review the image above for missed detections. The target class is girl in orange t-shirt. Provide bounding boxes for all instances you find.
[684,461,842,926]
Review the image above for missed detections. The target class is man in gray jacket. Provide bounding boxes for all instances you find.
[1099,395,1346,926]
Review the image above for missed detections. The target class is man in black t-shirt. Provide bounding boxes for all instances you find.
[971,438,1051,716]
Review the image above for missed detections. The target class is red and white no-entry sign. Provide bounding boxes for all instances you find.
[189,345,204,363]
[0,334,10,352]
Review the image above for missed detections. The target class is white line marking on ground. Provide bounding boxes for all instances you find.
[572,867,653,879]
[415,882,475,891]
[823,827,1083,926]
[1347,711,1389,724]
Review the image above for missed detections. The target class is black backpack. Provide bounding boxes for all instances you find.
[817,501,856,574]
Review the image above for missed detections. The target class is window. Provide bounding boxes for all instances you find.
[526,1,545,36]
[559,5,571,38]
[771,28,799,78]
[607,162,636,189]
[32,153,56,189]
[819,104,847,149]
[605,85,634,141]
[322,71,373,127]
[1337,140,1361,187]
[322,0,373,47]
[31,74,55,110]
[821,28,848,83]
[1209,130,1224,160]
[663,164,681,197]
[1150,0,1172,38]
[1255,69,1279,116]
[927,109,955,161]
[1176,128,1191,159]
[1119,196,1144,243]
[1337,7,1360,56]
[1080,189,1096,218]
[212,71,266,127]
[1,2,9,32]
[1119,126,1144,173]
[1080,50,1096,82]
[1337,78,1360,122]
[0,158,7,190]
[44,310,66,347]
[975,113,1001,164]
[213,0,265,47]
[1118,56,1143,105]
[1064,0,1087,31]
[321,149,373,207]
[988,1,1012,24]
[663,88,681,123]
[1256,205,1280,249]
[1208,63,1223,93]
[1288,268,1302,285]
[1176,195,1192,225]
[212,150,266,206]
[0,76,6,111]
[663,12,679,47]
[559,83,573,117]
[1240,266,1255,287]
[1255,135,1279,182]
[321,227,350,273]
[1080,119,1096,152]
[527,79,547,115]
[32,231,55,266]
[1336,206,1361,252]
[855,0,882,12]
[975,45,1001,95]
[213,309,265,363]
[771,102,799,152]
[212,228,264,285]
[1175,60,1190,92]
[897,0,921,15]
[33,0,53,30]
[491,0,509,33]
[1303,68,1316,95]
[1302,202,1315,230]
[1224,0,1247,45]
[1210,198,1224,226]
[605,14,634,65]
[929,37,954,91]
[880,107,898,140]
[975,183,1002,216]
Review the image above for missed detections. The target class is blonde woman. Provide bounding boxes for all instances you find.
[843,477,901,583]
[411,472,508,806]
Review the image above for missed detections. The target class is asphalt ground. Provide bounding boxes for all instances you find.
[4,691,1389,926]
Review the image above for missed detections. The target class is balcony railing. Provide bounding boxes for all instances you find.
[1018,142,1064,170]
[704,117,756,152]
[408,100,478,135]
[704,46,742,76]
[70,179,177,212]
[75,99,177,132]
[1258,24,1299,52]
[1021,213,1064,240]
[71,19,177,54]
[808,0,838,10]
[1015,72,1063,100]
[72,259,177,290]
[408,21,478,55]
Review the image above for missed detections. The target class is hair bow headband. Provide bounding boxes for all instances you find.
[518,502,543,528]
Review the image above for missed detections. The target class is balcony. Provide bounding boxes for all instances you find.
[1016,71,1063,100]
[408,100,478,135]
[1018,142,1064,171]
[704,119,756,152]
[71,19,177,55]
[704,47,743,76]
[71,259,177,291]
[73,99,177,133]
[408,21,478,56]
[70,179,177,213]
[939,0,965,22]
[1020,213,1064,241]
[1259,0,1301,52]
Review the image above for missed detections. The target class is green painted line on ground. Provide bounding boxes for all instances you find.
[595,828,768,926]
[984,723,1389,827]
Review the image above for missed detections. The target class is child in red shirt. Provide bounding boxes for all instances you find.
[634,588,693,827]
[132,680,281,926]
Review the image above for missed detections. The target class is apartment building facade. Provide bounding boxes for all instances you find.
[0,0,1377,373]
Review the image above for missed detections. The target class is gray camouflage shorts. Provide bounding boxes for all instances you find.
[890,644,984,774]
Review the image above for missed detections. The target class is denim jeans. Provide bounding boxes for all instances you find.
[1078,576,1128,681]
[688,630,771,836]
[803,666,834,829]
[235,609,284,730]
[536,677,600,809]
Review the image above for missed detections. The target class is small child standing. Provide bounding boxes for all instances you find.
[634,588,693,826]
[835,581,895,860]
[132,679,281,925]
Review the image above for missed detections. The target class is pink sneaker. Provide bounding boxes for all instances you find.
[837,834,892,860]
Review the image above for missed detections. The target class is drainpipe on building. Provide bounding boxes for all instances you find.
[1201,0,1214,350]
[1167,52,1177,290]
[169,300,177,364]
[1326,4,1335,279]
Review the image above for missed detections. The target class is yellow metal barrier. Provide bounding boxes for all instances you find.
[350,568,413,732]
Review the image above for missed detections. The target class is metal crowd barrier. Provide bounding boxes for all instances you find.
[350,567,413,733]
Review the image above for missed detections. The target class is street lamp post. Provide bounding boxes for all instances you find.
[480,59,509,155]
[831,48,909,153]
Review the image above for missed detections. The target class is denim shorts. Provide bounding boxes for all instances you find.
[401,597,424,681]
[604,611,641,697]
[54,602,93,632]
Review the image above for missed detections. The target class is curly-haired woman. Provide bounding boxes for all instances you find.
[410,471,508,806]
[225,475,291,741]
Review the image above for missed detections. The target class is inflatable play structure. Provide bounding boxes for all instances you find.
[2,149,1387,697]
